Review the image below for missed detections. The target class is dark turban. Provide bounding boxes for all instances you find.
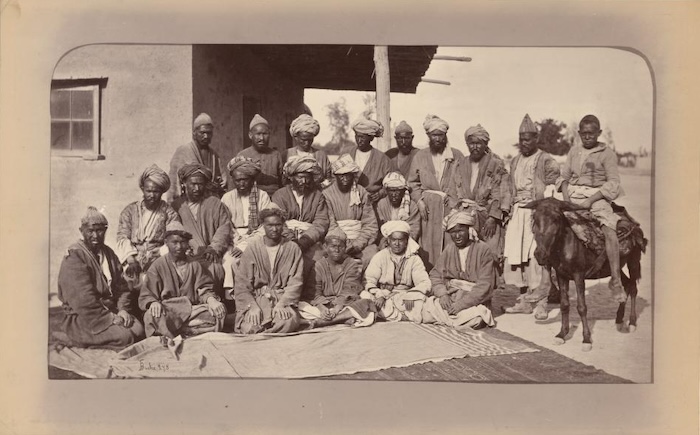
[227,156,261,177]
[178,163,212,183]
[464,124,490,143]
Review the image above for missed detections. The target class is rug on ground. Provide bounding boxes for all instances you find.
[48,322,538,379]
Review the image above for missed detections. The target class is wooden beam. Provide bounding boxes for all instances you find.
[421,78,451,86]
[433,55,472,62]
[374,46,391,152]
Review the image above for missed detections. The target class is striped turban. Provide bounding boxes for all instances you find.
[394,120,413,135]
[442,209,476,232]
[464,124,490,143]
[289,114,320,137]
[249,114,269,130]
[423,114,449,133]
[331,153,360,175]
[283,155,320,178]
[351,117,384,137]
[81,206,108,227]
[139,164,170,191]
[383,172,411,220]
[178,163,212,183]
[519,114,538,134]
[325,227,348,242]
[227,156,261,177]
[193,113,213,130]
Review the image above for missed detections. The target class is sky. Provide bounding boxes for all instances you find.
[304,47,653,158]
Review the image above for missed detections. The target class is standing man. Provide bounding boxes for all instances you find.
[556,114,626,303]
[283,114,333,188]
[502,114,560,319]
[348,117,395,205]
[407,114,465,269]
[168,113,226,202]
[234,207,304,334]
[237,114,284,196]
[385,121,419,178]
[172,163,232,298]
[57,207,144,348]
[447,124,509,264]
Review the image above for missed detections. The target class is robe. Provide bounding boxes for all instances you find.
[139,255,224,338]
[348,145,396,195]
[172,195,232,295]
[233,237,304,334]
[282,147,333,188]
[57,240,144,348]
[168,140,226,202]
[375,196,421,243]
[322,182,378,267]
[271,186,329,245]
[298,257,375,327]
[385,147,419,178]
[447,152,509,261]
[237,146,284,196]
[407,146,465,268]
[361,249,431,323]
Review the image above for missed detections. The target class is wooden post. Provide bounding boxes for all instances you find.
[374,46,391,152]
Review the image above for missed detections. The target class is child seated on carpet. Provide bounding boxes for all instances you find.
[139,222,227,338]
[298,228,376,329]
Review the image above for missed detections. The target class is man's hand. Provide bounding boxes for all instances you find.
[296,235,314,252]
[368,189,386,203]
[207,297,226,319]
[245,304,263,325]
[561,181,570,202]
[272,304,294,320]
[203,247,220,263]
[124,256,141,278]
[116,310,134,327]
[374,296,386,310]
[318,304,333,320]
[149,302,163,319]
[447,304,461,316]
[482,217,497,240]
[404,300,415,311]
[439,294,453,311]
[417,199,429,220]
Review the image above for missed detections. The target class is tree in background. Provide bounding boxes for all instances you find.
[361,93,377,120]
[536,118,572,156]
[323,97,354,155]
[603,127,615,151]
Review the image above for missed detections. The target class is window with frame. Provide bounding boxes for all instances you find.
[50,79,105,158]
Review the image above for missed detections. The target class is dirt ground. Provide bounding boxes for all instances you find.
[493,171,652,383]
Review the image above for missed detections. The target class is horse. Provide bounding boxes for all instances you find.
[521,197,647,351]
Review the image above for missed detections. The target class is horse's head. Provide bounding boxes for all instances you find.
[521,197,585,266]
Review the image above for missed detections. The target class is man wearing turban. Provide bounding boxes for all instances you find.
[172,163,233,299]
[298,228,377,329]
[139,221,227,338]
[385,120,419,178]
[421,209,497,329]
[447,124,509,269]
[376,172,421,246]
[407,114,465,269]
[502,114,559,319]
[168,113,227,202]
[348,116,395,205]
[322,153,379,269]
[236,113,284,196]
[220,156,273,292]
[283,114,333,188]
[116,164,181,297]
[56,207,145,348]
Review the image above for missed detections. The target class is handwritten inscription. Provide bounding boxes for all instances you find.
[138,360,170,372]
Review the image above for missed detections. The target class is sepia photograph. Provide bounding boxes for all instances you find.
[47,44,652,383]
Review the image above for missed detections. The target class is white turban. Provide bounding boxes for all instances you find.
[422,114,449,133]
[381,220,420,256]
[351,117,384,137]
[289,114,320,137]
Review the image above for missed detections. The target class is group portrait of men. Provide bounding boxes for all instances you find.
[55,109,625,350]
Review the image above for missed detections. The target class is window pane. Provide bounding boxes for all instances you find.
[50,89,70,119]
[71,90,94,119]
[71,121,94,150]
[51,122,71,150]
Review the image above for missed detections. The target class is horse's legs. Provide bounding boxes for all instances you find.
[554,273,570,345]
[573,272,592,351]
[621,270,638,332]
[615,270,627,329]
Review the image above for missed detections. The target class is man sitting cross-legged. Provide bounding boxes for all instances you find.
[233,206,304,334]
[139,221,227,338]
[298,228,376,329]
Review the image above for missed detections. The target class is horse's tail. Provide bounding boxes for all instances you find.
[628,227,648,282]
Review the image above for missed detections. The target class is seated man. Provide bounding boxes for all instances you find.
[139,222,227,338]
[556,114,626,303]
[57,207,144,348]
[423,209,496,329]
[322,153,379,269]
[361,221,431,323]
[220,156,272,290]
[271,155,329,277]
[172,163,232,298]
[298,228,376,329]
[375,171,421,247]
[116,164,180,292]
[234,207,304,334]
